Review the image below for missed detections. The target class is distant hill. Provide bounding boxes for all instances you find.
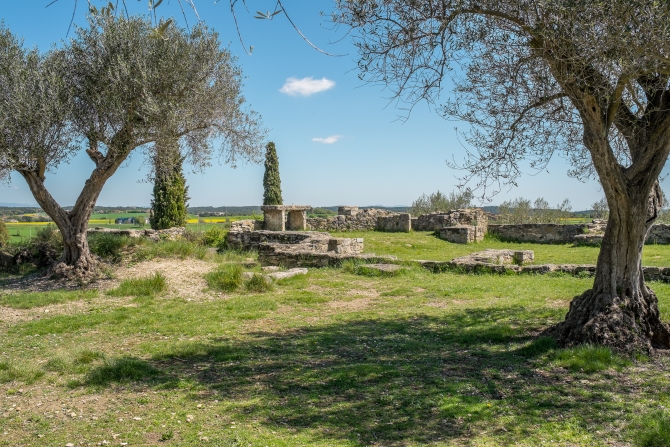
[0,202,39,207]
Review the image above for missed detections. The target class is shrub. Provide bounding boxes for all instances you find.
[245,273,274,293]
[34,224,63,251]
[88,233,134,261]
[107,272,167,297]
[409,188,473,215]
[202,227,227,247]
[205,263,243,292]
[0,220,9,248]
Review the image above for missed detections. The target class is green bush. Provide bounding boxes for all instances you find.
[88,233,134,260]
[245,273,274,293]
[205,263,243,292]
[34,224,63,251]
[107,272,167,297]
[202,226,227,247]
[0,220,9,248]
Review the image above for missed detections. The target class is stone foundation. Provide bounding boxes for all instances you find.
[87,227,186,241]
[488,221,670,245]
[488,223,588,244]
[376,213,411,232]
[227,219,395,268]
[307,208,400,232]
[413,209,488,232]
[439,225,485,244]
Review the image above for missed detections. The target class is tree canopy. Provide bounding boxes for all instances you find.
[335,0,670,353]
[0,13,265,277]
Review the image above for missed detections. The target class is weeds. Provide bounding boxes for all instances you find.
[88,233,138,261]
[0,360,44,384]
[630,410,670,447]
[551,344,632,373]
[0,289,98,309]
[135,239,208,261]
[205,263,243,292]
[244,273,274,293]
[107,272,167,298]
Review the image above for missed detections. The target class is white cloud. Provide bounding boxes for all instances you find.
[312,135,342,144]
[280,77,335,96]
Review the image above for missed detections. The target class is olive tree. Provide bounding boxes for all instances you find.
[0,15,264,278]
[336,0,670,353]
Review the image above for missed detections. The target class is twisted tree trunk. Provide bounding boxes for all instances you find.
[545,183,670,353]
[18,143,129,280]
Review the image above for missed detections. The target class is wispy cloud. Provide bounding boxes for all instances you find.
[312,135,342,144]
[280,77,335,96]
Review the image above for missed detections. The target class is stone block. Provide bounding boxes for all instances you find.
[263,209,285,231]
[376,213,412,232]
[439,225,482,244]
[338,206,359,216]
[328,238,364,254]
[513,250,535,265]
[414,209,488,232]
[286,209,307,231]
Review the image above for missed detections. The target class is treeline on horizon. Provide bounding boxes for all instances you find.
[0,204,599,216]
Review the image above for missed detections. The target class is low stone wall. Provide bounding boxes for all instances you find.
[489,222,670,245]
[439,225,486,244]
[648,224,670,244]
[307,208,398,232]
[227,228,327,251]
[376,213,411,232]
[413,209,488,233]
[87,227,186,241]
[488,224,586,243]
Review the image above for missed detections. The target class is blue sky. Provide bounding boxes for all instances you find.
[1,1,661,210]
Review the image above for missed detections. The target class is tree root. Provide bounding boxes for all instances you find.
[543,289,670,355]
[49,258,99,283]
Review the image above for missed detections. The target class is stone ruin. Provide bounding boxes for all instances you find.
[412,209,488,244]
[227,221,396,268]
[307,206,411,232]
[260,205,310,231]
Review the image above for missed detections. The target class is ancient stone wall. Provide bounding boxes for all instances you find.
[307,208,398,232]
[413,209,488,233]
[648,224,670,244]
[439,225,485,244]
[376,213,411,232]
[488,223,586,243]
[488,221,670,245]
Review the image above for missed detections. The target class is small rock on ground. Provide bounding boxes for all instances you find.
[266,268,308,280]
[361,264,404,273]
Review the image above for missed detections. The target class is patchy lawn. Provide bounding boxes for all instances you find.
[1,235,670,446]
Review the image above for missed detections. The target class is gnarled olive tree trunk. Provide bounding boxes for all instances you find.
[17,146,128,279]
[547,184,670,353]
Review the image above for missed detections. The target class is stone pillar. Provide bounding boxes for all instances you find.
[263,209,285,231]
[286,210,307,231]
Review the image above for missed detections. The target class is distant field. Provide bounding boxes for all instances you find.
[6,215,256,242]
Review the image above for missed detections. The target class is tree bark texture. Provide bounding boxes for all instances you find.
[18,144,129,279]
[544,181,670,354]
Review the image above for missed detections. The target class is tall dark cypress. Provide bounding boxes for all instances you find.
[262,142,283,205]
[150,138,189,230]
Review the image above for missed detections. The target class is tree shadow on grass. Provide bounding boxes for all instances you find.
[81,306,644,445]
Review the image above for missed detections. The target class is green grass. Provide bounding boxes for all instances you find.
[134,239,209,261]
[333,230,670,267]
[550,344,633,373]
[107,272,167,298]
[244,273,274,293]
[630,410,670,447]
[0,289,98,309]
[204,263,243,292]
[3,232,670,446]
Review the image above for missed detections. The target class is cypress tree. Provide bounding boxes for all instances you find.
[262,142,283,205]
[150,138,189,230]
